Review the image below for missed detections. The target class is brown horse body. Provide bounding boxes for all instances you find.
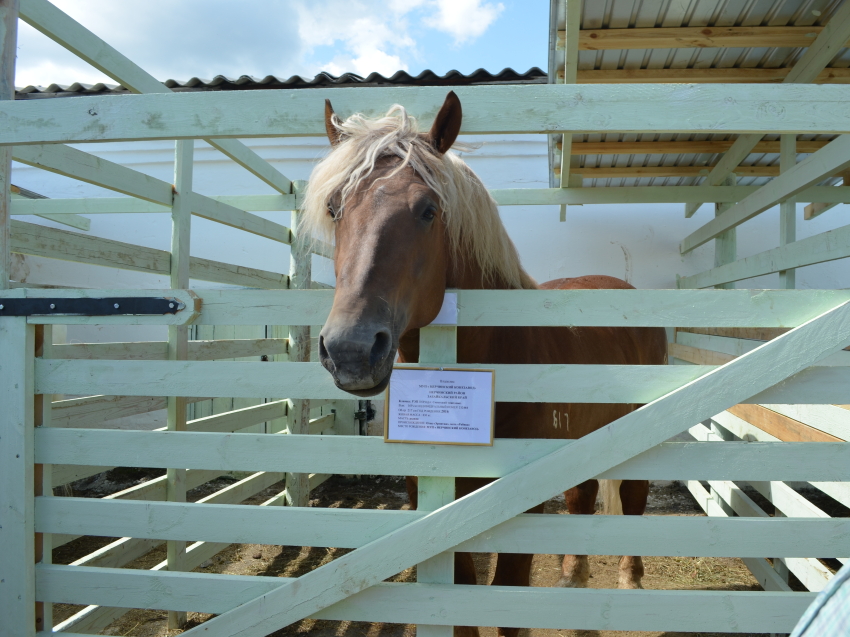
[307,93,667,637]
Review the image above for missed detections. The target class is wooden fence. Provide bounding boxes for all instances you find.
[1,1,850,636]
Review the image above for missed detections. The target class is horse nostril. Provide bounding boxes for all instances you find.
[370,330,392,368]
[318,334,329,362]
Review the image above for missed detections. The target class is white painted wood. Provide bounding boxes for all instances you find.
[0,318,36,635]
[11,196,170,216]
[10,219,289,288]
[18,0,292,194]
[31,357,850,404]
[681,135,850,254]
[34,566,814,634]
[11,191,91,231]
[0,0,17,291]
[11,287,850,328]
[713,175,737,290]
[33,430,850,480]
[12,144,173,205]
[761,403,850,441]
[779,135,797,290]
[192,193,291,244]
[676,331,850,366]
[171,299,850,637]
[6,85,850,146]
[785,0,850,84]
[51,394,208,429]
[36,497,850,558]
[49,338,287,361]
[678,221,850,289]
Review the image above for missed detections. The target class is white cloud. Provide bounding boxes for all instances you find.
[424,0,505,45]
[13,0,504,87]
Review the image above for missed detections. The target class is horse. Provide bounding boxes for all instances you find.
[304,91,668,637]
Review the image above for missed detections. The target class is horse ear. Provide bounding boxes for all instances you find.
[325,99,343,146]
[427,91,462,154]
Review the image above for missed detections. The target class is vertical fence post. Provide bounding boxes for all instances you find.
[557,0,581,222]
[0,0,19,290]
[34,325,53,634]
[286,180,312,507]
[779,135,797,290]
[0,317,36,636]
[167,139,193,629]
[416,323,457,637]
[713,174,737,289]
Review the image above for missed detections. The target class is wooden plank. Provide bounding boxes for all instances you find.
[7,85,850,146]
[10,219,289,288]
[187,400,286,433]
[564,26,828,51]
[12,187,91,231]
[566,139,830,155]
[556,165,779,178]
[728,404,843,443]
[569,67,850,83]
[18,0,292,195]
[760,404,850,442]
[192,193,291,244]
[682,135,850,253]
[679,221,850,288]
[679,327,787,341]
[36,497,850,558]
[11,195,169,216]
[677,331,850,365]
[33,429,850,481]
[0,318,35,635]
[49,338,286,361]
[12,144,173,205]
[36,566,813,634]
[51,395,208,429]
[32,357,850,405]
[668,342,735,365]
[0,0,17,291]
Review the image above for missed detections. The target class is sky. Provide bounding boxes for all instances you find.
[15,0,550,88]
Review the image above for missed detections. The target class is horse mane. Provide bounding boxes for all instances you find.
[302,104,537,290]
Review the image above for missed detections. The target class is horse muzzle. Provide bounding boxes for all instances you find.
[318,323,396,397]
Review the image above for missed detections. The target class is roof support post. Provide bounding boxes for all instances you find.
[166,140,193,630]
[683,0,850,218]
[714,175,737,290]
[557,0,580,222]
[779,136,797,290]
[0,0,17,289]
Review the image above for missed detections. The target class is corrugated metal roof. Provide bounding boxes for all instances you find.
[14,67,547,98]
[548,0,847,189]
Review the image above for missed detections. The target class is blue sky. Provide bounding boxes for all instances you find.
[15,0,549,87]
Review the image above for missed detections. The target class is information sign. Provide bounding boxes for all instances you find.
[384,367,495,445]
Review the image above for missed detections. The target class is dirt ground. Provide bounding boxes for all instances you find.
[50,470,836,637]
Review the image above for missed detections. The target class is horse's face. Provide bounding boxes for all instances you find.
[318,93,462,397]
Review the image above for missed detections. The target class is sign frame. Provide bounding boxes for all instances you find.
[383,366,496,446]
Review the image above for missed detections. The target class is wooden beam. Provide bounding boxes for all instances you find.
[559,26,829,51]
[19,0,292,194]
[554,165,779,178]
[727,404,843,443]
[681,135,850,253]
[563,139,829,156]
[683,1,850,218]
[804,169,850,219]
[11,186,91,231]
[10,219,289,288]
[679,222,850,288]
[50,338,287,361]
[6,85,850,146]
[567,67,850,84]
[0,0,17,289]
[12,144,173,205]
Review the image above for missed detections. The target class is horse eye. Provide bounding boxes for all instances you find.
[421,207,436,221]
[327,205,337,220]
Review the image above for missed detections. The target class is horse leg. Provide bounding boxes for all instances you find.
[617,479,649,589]
[454,552,480,637]
[489,503,544,637]
[557,478,598,588]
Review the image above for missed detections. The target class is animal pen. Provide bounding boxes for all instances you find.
[1,0,850,635]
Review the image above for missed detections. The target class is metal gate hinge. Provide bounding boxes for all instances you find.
[0,297,186,317]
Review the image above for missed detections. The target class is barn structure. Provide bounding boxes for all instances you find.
[1,0,849,635]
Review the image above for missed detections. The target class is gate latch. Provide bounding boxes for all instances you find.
[0,297,185,317]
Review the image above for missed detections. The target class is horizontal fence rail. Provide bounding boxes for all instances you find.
[35,497,850,558]
[3,84,850,146]
[33,432,850,480]
[32,359,850,404]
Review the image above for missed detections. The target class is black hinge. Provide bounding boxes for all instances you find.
[0,297,185,317]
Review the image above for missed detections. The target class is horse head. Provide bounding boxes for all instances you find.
[307,92,463,396]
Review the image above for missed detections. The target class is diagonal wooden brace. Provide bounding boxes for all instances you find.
[184,300,850,637]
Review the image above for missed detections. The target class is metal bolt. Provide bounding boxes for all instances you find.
[0,304,4,310]
[49,303,56,310]
[169,302,175,308]
[114,303,120,309]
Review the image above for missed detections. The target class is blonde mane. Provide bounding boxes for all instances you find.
[302,104,537,290]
